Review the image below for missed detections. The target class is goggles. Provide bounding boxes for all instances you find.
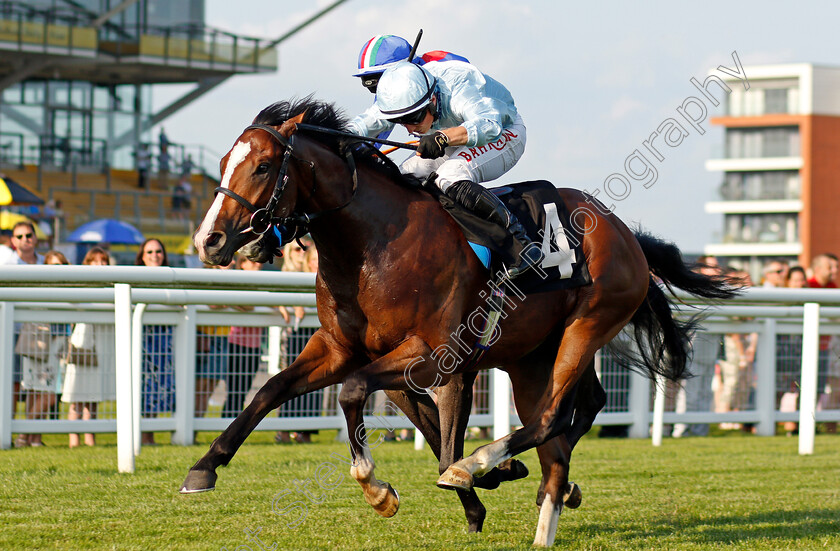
[389,105,429,126]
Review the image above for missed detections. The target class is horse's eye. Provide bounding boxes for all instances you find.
[256,163,271,174]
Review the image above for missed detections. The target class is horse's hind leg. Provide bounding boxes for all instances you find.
[509,359,577,545]
[387,378,528,533]
[386,379,486,532]
[558,358,606,509]
[440,308,639,546]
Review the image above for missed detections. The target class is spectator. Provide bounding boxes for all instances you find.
[158,148,171,189]
[0,234,14,263]
[787,266,807,288]
[808,253,838,289]
[136,238,174,445]
[172,179,192,220]
[180,154,195,180]
[275,239,322,444]
[717,269,758,431]
[4,222,44,446]
[16,251,70,447]
[158,127,170,154]
[61,247,116,447]
[4,221,44,265]
[807,253,839,433]
[777,266,809,436]
[673,259,723,438]
[136,144,151,189]
[761,259,789,288]
[195,260,234,418]
[223,255,265,417]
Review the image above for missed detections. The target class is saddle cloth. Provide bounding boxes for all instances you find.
[434,180,592,292]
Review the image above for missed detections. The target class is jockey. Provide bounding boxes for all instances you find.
[353,34,469,94]
[347,60,541,279]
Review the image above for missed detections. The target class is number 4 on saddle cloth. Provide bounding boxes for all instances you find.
[433,180,592,294]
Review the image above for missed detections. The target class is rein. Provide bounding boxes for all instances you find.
[213,123,359,246]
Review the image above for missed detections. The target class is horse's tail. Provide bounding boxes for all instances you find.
[608,230,741,383]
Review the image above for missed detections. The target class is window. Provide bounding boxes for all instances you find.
[764,89,789,114]
[718,171,800,201]
[723,213,798,243]
[725,127,799,158]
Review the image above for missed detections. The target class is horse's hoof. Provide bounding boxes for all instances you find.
[180,469,217,494]
[563,482,582,509]
[437,465,474,491]
[369,484,400,518]
[499,458,529,482]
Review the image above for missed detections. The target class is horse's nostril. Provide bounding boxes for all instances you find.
[204,231,225,249]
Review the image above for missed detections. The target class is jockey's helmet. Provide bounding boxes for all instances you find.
[353,35,413,77]
[374,62,436,121]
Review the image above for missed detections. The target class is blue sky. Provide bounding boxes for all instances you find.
[155,1,840,253]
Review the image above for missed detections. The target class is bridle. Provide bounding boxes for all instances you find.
[213,123,359,247]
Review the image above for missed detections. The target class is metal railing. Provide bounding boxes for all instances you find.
[2,266,839,473]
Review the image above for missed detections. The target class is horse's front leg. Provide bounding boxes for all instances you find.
[338,336,443,518]
[181,330,353,493]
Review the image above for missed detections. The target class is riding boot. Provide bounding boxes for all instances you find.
[445,180,542,278]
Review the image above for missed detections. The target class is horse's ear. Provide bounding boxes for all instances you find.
[279,112,306,138]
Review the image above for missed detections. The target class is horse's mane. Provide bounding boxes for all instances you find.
[253,95,418,186]
[253,95,348,145]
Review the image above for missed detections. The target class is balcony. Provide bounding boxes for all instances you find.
[705,200,802,214]
[0,8,277,85]
[0,6,97,57]
[705,157,803,172]
[703,242,803,257]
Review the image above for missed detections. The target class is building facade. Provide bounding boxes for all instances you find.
[705,63,840,277]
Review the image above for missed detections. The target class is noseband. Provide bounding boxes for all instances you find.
[214,123,358,245]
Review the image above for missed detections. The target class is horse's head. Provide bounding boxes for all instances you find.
[194,111,309,265]
[195,97,365,265]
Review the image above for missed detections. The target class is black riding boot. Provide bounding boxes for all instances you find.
[445,180,542,278]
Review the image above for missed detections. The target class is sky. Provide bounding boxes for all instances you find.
[154,0,840,254]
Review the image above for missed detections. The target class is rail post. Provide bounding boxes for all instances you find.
[755,318,777,436]
[492,368,511,440]
[651,375,666,446]
[114,283,135,473]
[0,302,14,449]
[799,303,820,455]
[131,304,147,455]
[172,305,197,445]
[628,370,651,438]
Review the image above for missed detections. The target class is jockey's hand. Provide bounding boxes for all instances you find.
[417,131,449,159]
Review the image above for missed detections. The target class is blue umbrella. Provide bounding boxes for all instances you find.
[67,218,145,244]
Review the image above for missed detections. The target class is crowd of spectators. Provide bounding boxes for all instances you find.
[670,253,839,437]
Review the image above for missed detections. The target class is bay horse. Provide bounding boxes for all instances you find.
[182,97,735,546]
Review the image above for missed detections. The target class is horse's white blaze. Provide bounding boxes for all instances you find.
[533,493,562,547]
[194,140,252,251]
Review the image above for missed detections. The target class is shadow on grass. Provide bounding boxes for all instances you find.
[566,508,839,546]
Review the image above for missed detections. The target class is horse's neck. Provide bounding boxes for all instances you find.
[306,167,438,280]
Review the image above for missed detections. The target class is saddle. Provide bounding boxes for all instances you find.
[432,180,592,293]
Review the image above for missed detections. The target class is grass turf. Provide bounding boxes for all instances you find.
[1,431,838,550]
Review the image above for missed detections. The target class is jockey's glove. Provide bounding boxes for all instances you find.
[418,131,449,159]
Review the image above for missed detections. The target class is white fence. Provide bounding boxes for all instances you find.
[2,266,839,472]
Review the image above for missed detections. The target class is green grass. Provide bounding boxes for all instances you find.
[1,431,839,550]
